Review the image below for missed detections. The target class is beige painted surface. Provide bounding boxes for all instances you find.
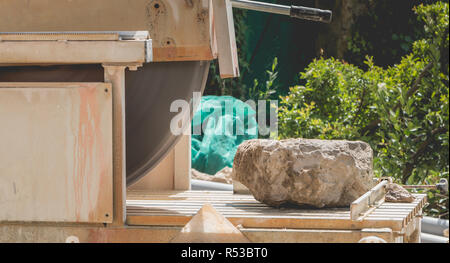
[170,204,250,243]
[0,83,113,223]
[0,194,425,243]
[0,224,181,243]
[0,223,396,243]
[129,132,191,191]
[212,0,240,78]
[126,191,427,234]
[103,65,128,226]
[128,150,175,191]
[0,41,147,65]
[0,0,215,62]
[350,180,388,220]
[174,132,191,190]
[242,228,394,243]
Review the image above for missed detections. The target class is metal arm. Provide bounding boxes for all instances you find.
[231,0,332,23]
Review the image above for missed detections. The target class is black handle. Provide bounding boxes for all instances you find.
[290,5,332,23]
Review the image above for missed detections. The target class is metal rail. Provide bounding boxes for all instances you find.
[402,179,448,194]
[231,0,332,23]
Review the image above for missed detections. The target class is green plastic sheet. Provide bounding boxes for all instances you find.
[191,96,258,175]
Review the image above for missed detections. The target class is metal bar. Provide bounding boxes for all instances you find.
[231,0,332,23]
[402,185,437,189]
[401,179,448,194]
[231,0,290,16]
[0,31,150,41]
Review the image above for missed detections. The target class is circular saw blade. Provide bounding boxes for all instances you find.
[125,61,210,185]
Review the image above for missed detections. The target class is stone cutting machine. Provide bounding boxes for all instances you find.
[0,1,424,243]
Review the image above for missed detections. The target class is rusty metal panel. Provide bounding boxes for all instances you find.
[0,224,181,243]
[0,0,214,62]
[0,83,113,223]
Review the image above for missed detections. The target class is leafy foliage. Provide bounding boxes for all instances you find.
[248,57,279,102]
[278,2,449,218]
[278,58,376,140]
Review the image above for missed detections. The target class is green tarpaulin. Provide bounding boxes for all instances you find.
[191,96,258,175]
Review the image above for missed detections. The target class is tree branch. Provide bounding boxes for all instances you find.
[406,62,434,98]
[360,61,433,135]
[402,126,448,183]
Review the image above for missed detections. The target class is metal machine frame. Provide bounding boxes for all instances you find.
[0,1,425,243]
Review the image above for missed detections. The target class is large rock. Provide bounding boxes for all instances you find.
[232,139,374,208]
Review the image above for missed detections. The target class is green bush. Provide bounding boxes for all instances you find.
[278,2,449,217]
[278,58,377,140]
